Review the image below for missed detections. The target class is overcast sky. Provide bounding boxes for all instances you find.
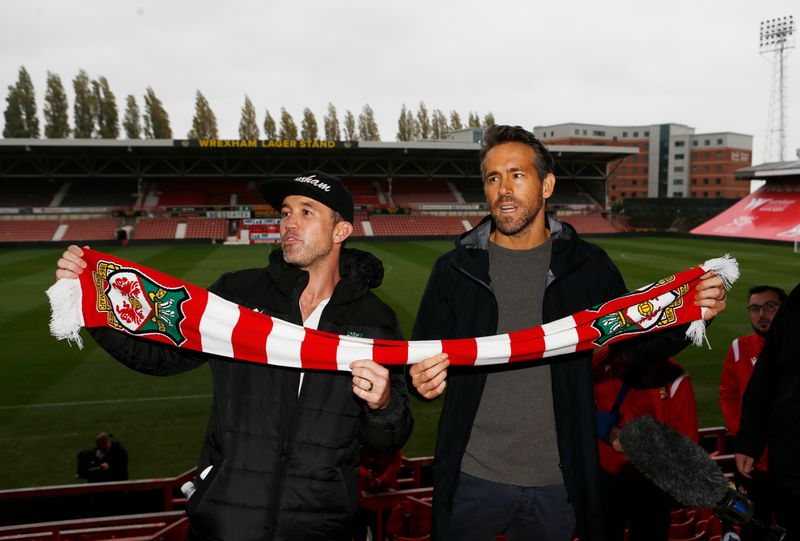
[2,0,798,163]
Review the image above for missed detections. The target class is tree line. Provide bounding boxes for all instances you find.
[3,66,495,142]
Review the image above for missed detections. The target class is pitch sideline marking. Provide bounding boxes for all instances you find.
[0,394,212,411]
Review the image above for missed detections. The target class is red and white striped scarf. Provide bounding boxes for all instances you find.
[47,249,738,370]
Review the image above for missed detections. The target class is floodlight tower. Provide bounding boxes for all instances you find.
[760,16,795,162]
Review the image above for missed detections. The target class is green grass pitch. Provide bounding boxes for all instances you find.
[0,237,795,489]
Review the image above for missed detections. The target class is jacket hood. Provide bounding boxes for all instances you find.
[267,247,384,297]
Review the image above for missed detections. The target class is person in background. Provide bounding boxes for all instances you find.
[76,432,128,483]
[720,285,786,539]
[594,348,698,541]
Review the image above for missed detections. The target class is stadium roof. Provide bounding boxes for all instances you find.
[0,139,636,182]
[735,159,800,181]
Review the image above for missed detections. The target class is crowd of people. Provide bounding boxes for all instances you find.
[55,124,797,541]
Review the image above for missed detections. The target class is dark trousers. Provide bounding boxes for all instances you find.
[599,470,671,541]
[772,478,800,541]
[450,471,576,541]
[737,469,774,541]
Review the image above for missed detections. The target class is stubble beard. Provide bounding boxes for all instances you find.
[491,195,543,237]
[282,239,334,270]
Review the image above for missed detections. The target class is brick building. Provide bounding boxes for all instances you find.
[533,123,752,204]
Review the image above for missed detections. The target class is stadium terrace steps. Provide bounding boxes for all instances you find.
[369,215,473,236]
[0,220,61,241]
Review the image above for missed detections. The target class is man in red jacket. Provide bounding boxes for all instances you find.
[720,285,787,539]
[594,348,698,541]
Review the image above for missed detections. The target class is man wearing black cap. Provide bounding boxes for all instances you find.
[55,171,413,541]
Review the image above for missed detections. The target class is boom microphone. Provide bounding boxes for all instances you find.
[618,416,786,541]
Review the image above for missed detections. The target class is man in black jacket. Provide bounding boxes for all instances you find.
[409,125,727,541]
[735,282,800,541]
[55,171,414,541]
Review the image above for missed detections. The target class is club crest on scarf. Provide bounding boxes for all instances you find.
[591,276,689,346]
[92,260,189,345]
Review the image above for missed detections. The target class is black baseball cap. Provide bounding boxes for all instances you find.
[259,171,354,223]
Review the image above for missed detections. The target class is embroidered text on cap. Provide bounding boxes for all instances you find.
[293,174,331,192]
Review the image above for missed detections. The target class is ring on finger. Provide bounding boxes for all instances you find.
[366,380,373,392]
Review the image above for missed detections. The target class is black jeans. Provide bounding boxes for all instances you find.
[450,471,576,541]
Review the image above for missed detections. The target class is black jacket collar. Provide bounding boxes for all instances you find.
[266,247,384,306]
[452,214,589,286]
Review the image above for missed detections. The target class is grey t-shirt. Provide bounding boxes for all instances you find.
[460,237,563,487]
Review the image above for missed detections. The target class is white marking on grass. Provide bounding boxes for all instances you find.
[0,394,212,410]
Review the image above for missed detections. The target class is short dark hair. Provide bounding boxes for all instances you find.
[479,124,555,181]
[748,285,788,303]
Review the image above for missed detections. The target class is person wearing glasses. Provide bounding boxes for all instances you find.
[720,285,786,539]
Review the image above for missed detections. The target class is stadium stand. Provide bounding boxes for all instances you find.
[346,178,383,208]
[59,179,139,208]
[369,215,471,236]
[556,214,619,234]
[185,217,228,240]
[132,218,178,240]
[60,218,122,241]
[0,181,63,207]
[383,179,457,208]
[450,178,484,203]
[0,219,60,242]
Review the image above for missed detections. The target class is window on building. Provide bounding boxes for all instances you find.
[633,131,639,137]
[716,178,721,184]
[716,151,723,159]
[621,167,627,174]
[703,178,709,184]
[621,191,627,197]
[621,179,627,186]
[632,180,638,186]
[742,152,750,161]
[674,178,684,185]
[691,166,697,172]
[644,131,649,136]
[692,140,698,147]
[612,136,617,141]
[705,152,710,159]
[622,131,628,137]
[582,129,587,135]
[732,151,739,161]
[593,130,606,136]
[574,129,579,135]
[674,166,684,172]
[675,141,685,147]
[704,139,710,146]
[611,184,617,190]
[631,192,637,198]
[675,153,685,159]
[673,192,684,198]
[715,165,722,172]
[692,179,697,185]
[643,167,648,173]
[632,167,637,173]
[717,138,723,145]
[716,191,721,197]
[703,165,709,172]
[703,191,708,197]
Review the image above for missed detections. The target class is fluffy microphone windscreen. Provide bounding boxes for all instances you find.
[617,415,728,508]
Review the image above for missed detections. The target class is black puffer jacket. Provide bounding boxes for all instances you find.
[411,216,690,541]
[90,248,414,541]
